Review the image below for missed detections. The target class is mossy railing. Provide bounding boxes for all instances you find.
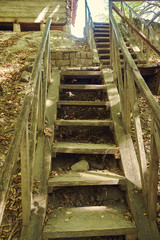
[0,18,52,226]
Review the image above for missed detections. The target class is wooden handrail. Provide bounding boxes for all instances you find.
[85,0,99,64]
[110,14,160,129]
[110,12,160,222]
[112,3,160,56]
[0,17,52,225]
[121,1,160,50]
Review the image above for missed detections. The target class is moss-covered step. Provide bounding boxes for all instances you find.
[52,142,119,155]
[48,170,126,187]
[57,100,110,107]
[43,205,137,238]
[55,119,114,127]
[59,84,106,90]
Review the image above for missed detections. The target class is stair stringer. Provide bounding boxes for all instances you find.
[102,68,160,240]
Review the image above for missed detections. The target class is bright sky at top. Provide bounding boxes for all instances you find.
[71,0,108,38]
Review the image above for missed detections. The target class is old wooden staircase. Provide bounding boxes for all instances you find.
[94,22,145,67]
[43,69,138,239]
[1,1,160,240]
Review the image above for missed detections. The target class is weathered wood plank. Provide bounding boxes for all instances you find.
[20,70,59,239]
[60,84,106,90]
[20,123,31,226]
[55,119,114,127]
[52,142,119,155]
[48,171,126,187]
[61,71,102,79]
[102,68,141,188]
[57,100,110,107]
[127,181,160,240]
[103,68,160,240]
[127,65,148,201]
[148,119,159,222]
[43,206,137,238]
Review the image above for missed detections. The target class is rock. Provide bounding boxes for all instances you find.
[21,71,31,82]
[71,160,89,172]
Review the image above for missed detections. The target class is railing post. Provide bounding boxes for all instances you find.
[123,63,131,134]
[84,0,88,40]
[127,64,148,204]
[109,0,113,67]
[148,118,159,222]
[146,28,150,63]
[21,121,31,226]
[29,71,41,190]
[140,23,144,52]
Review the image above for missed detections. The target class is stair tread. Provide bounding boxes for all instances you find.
[60,84,106,90]
[43,205,137,238]
[61,71,102,79]
[48,170,126,187]
[52,142,119,155]
[94,28,110,31]
[95,37,110,40]
[58,100,110,107]
[94,31,110,35]
[55,119,114,127]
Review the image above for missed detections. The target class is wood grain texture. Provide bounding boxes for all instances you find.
[43,205,137,238]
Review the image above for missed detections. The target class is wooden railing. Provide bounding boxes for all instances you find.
[112,2,160,62]
[121,1,160,60]
[109,1,160,223]
[85,0,99,64]
[0,18,52,226]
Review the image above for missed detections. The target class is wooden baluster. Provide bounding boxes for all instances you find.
[85,0,87,40]
[29,71,41,189]
[114,35,125,126]
[123,62,131,134]
[110,22,113,67]
[47,32,51,85]
[43,35,50,125]
[148,118,159,221]
[141,23,144,52]
[127,64,148,203]
[129,10,132,36]
[113,32,118,85]
[112,31,117,84]
[38,71,43,132]
[146,28,150,63]
[21,121,31,226]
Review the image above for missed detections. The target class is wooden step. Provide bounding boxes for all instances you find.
[59,84,106,90]
[48,171,126,187]
[96,42,110,48]
[94,28,110,32]
[57,100,110,107]
[98,48,110,53]
[99,53,110,59]
[52,142,119,155]
[94,22,109,27]
[99,52,137,60]
[94,33,110,37]
[43,205,137,238]
[61,71,102,80]
[101,59,139,66]
[55,119,114,127]
[95,37,110,42]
